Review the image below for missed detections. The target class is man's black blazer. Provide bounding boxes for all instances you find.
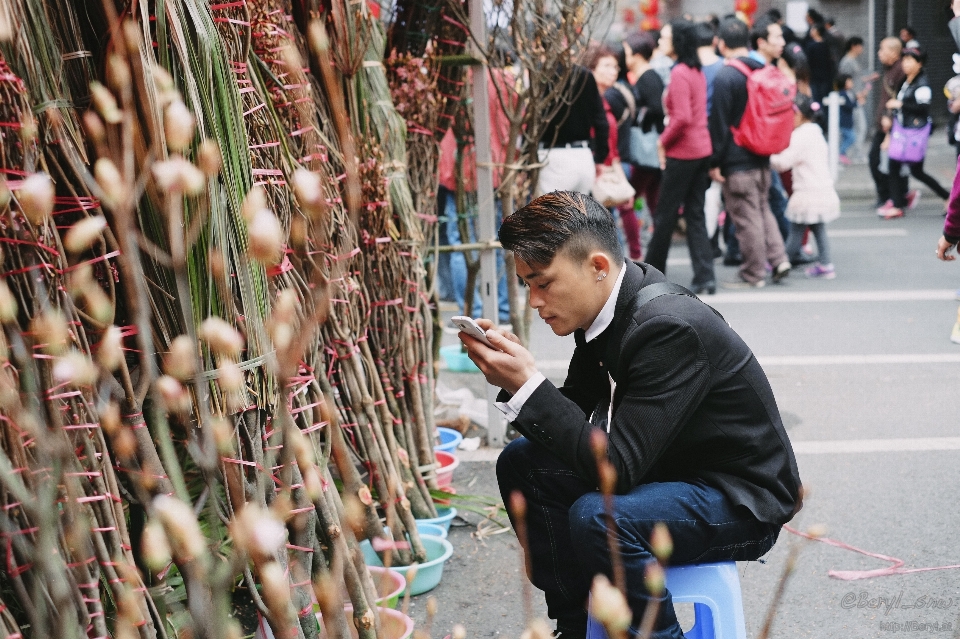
[502,261,802,526]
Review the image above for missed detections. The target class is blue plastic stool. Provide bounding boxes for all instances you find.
[586,562,746,639]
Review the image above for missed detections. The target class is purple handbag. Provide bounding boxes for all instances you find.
[888,118,931,164]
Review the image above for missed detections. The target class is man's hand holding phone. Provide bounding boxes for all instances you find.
[455,318,538,395]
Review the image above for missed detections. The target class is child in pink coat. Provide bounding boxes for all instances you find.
[771,94,841,279]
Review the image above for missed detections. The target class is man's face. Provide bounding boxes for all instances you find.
[878,42,899,65]
[758,24,785,61]
[850,44,863,58]
[516,251,609,336]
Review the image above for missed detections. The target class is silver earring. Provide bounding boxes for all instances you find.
[597,272,607,281]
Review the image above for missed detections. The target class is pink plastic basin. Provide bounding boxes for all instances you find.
[434,450,460,488]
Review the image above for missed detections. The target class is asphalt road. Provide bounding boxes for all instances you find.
[413,190,960,639]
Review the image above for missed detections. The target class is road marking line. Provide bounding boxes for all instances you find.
[793,437,960,454]
[458,437,960,461]
[827,228,909,238]
[534,353,960,371]
[758,353,960,365]
[709,289,956,304]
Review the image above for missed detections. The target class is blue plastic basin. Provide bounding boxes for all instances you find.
[434,427,463,454]
[360,534,453,596]
[415,506,457,533]
[415,522,447,539]
[439,344,480,373]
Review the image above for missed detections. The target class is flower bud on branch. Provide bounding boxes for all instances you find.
[65,216,108,254]
[18,172,54,225]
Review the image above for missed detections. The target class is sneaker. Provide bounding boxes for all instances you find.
[906,190,921,210]
[881,207,904,220]
[722,277,766,289]
[875,200,894,216]
[952,321,960,345]
[772,261,791,283]
[805,263,836,279]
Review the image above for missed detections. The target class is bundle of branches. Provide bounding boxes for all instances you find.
[447,0,614,344]
[0,0,448,637]
[383,0,467,320]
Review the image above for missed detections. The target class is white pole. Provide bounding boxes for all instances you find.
[867,0,876,75]
[469,0,506,447]
[827,90,841,183]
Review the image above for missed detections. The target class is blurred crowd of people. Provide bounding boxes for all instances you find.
[438,4,960,326]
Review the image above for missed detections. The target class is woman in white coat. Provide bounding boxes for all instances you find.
[771,94,841,279]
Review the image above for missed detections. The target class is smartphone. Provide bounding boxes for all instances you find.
[451,316,497,349]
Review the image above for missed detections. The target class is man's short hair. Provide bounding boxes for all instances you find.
[695,21,717,48]
[845,36,864,52]
[880,36,903,55]
[499,191,624,266]
[765,8,782,22]
[718,16,749,50]
[749,15,778,51]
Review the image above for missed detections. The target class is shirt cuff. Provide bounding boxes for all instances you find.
[494,372,546,422]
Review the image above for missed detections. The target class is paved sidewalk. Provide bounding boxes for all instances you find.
[421,145,960,639]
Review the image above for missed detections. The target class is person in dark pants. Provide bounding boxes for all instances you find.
[645,19,716,294]
[620,31,666,229]
[869,37,906,207]
[881,47,951,219]
[458,191,802,639]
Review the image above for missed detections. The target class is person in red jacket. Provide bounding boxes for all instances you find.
[644,19,716,294]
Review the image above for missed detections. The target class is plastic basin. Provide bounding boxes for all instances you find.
[415,522,447,539]
[415,506,457,533]
[359,534,454,596]
[434,450,460,488]
[434,427,463,454]
[439,344,480,373]
[340,605,414,639]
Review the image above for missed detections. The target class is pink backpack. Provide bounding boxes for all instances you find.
[726,59,796,156]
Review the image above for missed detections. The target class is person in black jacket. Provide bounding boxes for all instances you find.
[709,16,791,287]
[459,191,802,639]
[881,47,951,219]
[537,65,609,196]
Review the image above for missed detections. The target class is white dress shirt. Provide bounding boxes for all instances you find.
[495,263,627,422]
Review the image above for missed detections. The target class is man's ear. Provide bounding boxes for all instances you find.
[589,252,612,277]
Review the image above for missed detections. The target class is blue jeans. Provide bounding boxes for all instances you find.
[439,187,510,322]
[839,127,856,157]
[497,438,780,639]
[785,222,830,265]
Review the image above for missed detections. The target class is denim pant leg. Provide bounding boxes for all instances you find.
[784,222,807,262]
[768,171,790,241]
[444,191,484,316]
[810,222,831,265]
[497,438,596,629]
[569,480,781,639]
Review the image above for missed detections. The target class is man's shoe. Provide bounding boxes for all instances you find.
[881,207,904,220]
[722,277,766,289]
[722,254,743,266]
[772,261,791,283]
[805,263,836,279]
[906,189,921,210]
[692,281,717,295]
